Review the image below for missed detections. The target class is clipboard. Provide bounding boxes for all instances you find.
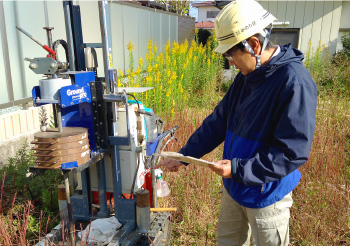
[155,152,219,168]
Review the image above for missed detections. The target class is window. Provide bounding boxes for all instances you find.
[207,11,219,18]
[270,28,299,49]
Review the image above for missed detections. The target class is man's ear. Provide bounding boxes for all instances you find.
[248,36,261,55]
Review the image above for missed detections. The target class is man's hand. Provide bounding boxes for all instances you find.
[209,159,232,178]
[154,158,182,172]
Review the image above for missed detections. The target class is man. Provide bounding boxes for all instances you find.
[155,0,317,245]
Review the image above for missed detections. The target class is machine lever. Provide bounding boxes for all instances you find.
[16,26,56,59]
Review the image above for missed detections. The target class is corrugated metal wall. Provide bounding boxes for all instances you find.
[258,1,347,55]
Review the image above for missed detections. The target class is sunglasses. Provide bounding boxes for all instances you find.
[224,47,239,61]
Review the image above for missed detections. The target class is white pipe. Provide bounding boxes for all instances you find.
[273,21,290,26]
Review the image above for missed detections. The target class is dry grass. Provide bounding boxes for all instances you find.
[158,96,350,245]
[158,108,223,245]
[290,96,350,246]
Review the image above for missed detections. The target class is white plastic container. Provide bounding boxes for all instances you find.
[156,176,170,197]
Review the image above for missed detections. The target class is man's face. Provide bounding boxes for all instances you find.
[224,39,258,75]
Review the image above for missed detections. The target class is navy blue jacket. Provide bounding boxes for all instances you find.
[179,44,317,208]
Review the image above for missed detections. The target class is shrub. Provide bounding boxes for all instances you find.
[196,28,212,46]
[304,40,350,97]
[0,142,63,243]
[340,31,350,57]
[118,38,224,114]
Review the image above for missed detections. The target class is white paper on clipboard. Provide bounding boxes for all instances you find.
[155,152,219,168]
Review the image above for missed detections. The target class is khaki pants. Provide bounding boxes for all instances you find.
[218,188,293,246]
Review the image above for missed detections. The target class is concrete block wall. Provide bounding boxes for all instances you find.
[0,104,53,168]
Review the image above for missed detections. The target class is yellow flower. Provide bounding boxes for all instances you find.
[194,56,197,61]
[171,71,177,80]
[147,38,152,52]
[166,55,171,66]
[181,73,184,80]
[139,58,144,67]
[136,66,141,74]
[167,69,171,78]
[207,59,211,66]
[131,71,135,78]
[118,68,124,77]
[127,41,134,52]
[154,43,158,53]
[146,76,152,82]
[191,40,197,49]
[166,40,171,56]
[188,48,193,58]
[154,63,159,70]
[147,65,152,73]
[173,41,180,54]
[169,79,172,85]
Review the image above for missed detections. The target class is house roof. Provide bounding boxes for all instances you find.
[192,1,216,8]
[195,21,215,29]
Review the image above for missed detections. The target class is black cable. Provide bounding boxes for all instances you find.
[52,39,69,64]
[126,93,140,110]
[90,47,98,68]
[130,152,141,197]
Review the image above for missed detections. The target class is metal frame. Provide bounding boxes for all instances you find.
[0,1,15,106]
[0,97,32,110]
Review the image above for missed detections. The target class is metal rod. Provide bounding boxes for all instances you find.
[63,1,76,71]
[64,173,75,246]
[96,159,108,217]
[16,26,45,47]
[98,0,113,94]
[57,106,63,132]
[151,161,158,208]
[44,27,54,49]
[0,2,14,104]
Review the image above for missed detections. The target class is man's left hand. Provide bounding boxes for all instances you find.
[209,159,232,178]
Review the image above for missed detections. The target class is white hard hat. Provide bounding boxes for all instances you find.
[214,0,277,54]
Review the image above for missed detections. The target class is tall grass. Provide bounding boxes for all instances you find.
[290,95,350,245]
[291,41,350,245]
[160,108,223,245]
[118,38,224,114]
[305,40,350,97]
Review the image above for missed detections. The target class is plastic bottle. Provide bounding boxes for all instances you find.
[156,175,170,197]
